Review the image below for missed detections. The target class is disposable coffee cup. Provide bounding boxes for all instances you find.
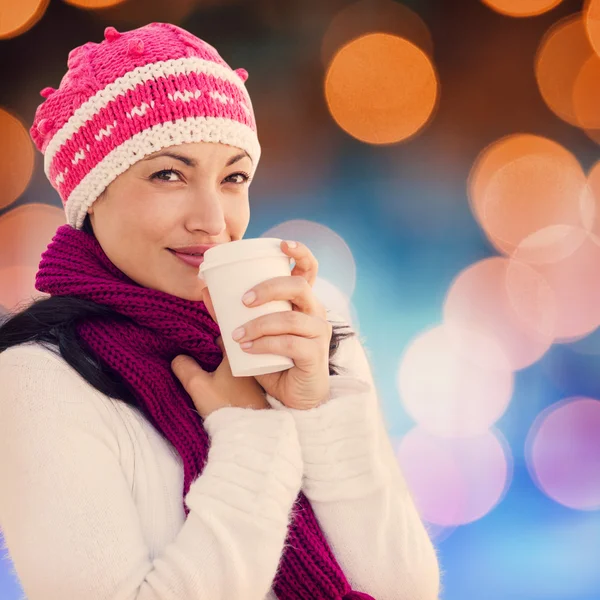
[199,237,295,377]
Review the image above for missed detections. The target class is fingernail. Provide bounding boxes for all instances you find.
[242,290,256,305]
[232,327,245,341]
[286,240,297,248]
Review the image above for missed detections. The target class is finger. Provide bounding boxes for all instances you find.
[233,310,327,343]
[202,287,218,322]
[171,355,206,392]
[280,240,318,287]
[242,275,326,318]
[215,335,225,352]
[239,334,324,370]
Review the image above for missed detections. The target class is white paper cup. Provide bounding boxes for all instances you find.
[199,237,295,377]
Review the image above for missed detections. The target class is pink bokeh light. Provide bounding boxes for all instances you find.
[398,324,514,437]
[526,397,600,510]
[394,427,513,526]
[444,257,557,370]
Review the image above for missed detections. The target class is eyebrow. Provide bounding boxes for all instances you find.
[142,149,252,167]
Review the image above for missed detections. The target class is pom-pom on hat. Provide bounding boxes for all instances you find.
[30,22,260,229]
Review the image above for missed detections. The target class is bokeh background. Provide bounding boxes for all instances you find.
[1,0,600,598]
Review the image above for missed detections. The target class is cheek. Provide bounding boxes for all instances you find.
[94,193,173,275]
[227,197,250,236]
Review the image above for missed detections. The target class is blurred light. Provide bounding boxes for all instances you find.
[573,53,600,130]
[0,204,65,270]
[481,0,563,17]
[560,324,600,356]
[468,134,590,263]
[525,229,600,340]
[86,0,200,25]
[589,158,600,201]
[324,32,439,145]
[398,324,514,438]
[313,277,360,333]
[586,0,600,57]
[535,15,596,129]
[260,220,357,299]
[422,522,457,544]
[585,127,600,146]
[0,108,35,210]
[444,257,557,370]
[321,0,434,67]
[394,427,512,526]
[526,397,600,510]
[588,160,600,237]
[0,265,47,312]
[62,0,126,8]
[0,0,49,39]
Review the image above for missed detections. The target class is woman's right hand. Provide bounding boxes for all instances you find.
[171,290,270,420]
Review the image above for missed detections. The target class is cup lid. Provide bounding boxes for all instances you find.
[199,237,287,271]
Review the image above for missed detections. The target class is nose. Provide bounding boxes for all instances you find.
[184,186,227,236]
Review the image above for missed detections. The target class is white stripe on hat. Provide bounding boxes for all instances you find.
[44,56,251,175]
[64,116,261,229]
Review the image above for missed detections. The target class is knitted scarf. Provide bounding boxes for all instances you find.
[35,224,375,600]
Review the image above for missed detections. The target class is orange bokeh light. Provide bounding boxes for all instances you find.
[321,0,434,67]
[0,204,65,270]
[573,53,600,130]
[444,257,557,370]
[524,229,600,340]
[325,33,439,145]
[0,265,47,312]
[482,0,563,17]
[468,134,590,263]
[535,14,599,131]
[0,109,35,210]
[63,0,125,8]
[0,0,49,39]
[586,0,600,57]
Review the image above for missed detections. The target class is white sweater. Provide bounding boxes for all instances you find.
[0,324,440,600]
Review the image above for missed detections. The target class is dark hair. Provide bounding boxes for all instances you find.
[0,214,356,417]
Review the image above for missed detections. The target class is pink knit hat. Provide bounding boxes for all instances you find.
[30,22,261,229]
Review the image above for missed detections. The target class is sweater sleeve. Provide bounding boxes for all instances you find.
[265,320,441,600]
[0,344,302,600]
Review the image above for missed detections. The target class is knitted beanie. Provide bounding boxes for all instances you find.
[30,22,260,229]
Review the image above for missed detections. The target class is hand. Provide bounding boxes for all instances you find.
[171,299,270,420]
[225,240,332,411]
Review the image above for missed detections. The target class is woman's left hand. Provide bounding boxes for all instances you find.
[203,240,332,410]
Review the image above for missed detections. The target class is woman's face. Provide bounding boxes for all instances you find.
[87,141,253,301]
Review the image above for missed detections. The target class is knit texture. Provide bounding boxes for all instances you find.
[30,22,261,229]
[34,224,375,600]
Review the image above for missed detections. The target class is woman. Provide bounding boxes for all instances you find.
[0,22,439,600]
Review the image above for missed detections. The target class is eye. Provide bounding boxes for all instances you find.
[150,168,182,183]
[224,171,252,185]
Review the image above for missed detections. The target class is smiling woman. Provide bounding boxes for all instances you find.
[86,142,253,301]
[0,20,439,600]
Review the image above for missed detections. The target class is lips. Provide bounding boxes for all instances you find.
[168,249,205,268]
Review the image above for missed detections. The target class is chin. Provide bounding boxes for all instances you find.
[171,279,207,302]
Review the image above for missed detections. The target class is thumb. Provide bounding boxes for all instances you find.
[171,355,208,394]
